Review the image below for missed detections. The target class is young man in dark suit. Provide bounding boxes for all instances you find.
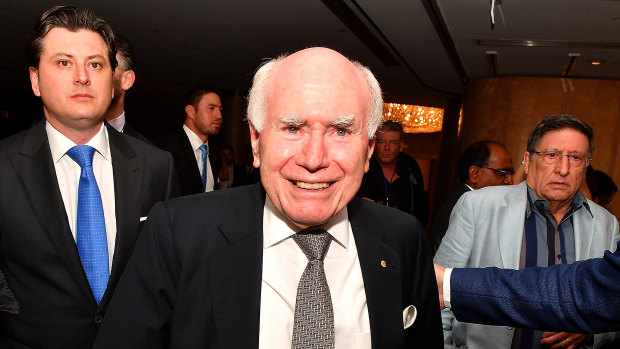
[157,86,223,195]
[0,6,179,348]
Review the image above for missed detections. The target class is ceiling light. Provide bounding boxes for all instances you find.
[382,103,444,134]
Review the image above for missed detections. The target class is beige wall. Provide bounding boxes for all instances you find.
[460,77,620,216]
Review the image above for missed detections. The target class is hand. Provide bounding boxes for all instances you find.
[434,263,445,309]
[540,332,589,349]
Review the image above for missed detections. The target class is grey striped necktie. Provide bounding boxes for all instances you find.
[291,230,335,349]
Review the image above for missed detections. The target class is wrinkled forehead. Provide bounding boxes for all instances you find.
[266,49,369,117]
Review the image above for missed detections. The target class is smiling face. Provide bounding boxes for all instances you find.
[250,48,375,229]
[29,27,113,139]
[525,128,589,210]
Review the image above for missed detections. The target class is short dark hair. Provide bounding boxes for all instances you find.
[185,85,221,109]
[27,6,117,70]
[526,114,595,156]
[457,140,504,182]
[377,121,404,141]
[115,34,136,72]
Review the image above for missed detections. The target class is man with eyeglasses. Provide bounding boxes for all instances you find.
[430,140,514,251]
[434,114,619,349]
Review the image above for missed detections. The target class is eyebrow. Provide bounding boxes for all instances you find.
[279,115,305,127]
[278,114,358,129]
[328,114,356,128]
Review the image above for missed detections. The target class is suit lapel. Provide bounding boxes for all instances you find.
[101,126,142,307]
[348,199,403,348]
[14,122,94,302]
[497,182,528,269]
[208,184,264,348]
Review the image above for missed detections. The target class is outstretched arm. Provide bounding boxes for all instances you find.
[436,244,620,334]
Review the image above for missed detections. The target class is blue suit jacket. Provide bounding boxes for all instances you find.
[450,240,620,334]
[434,181,619,348]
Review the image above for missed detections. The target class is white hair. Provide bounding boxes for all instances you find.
[246,53,383,139]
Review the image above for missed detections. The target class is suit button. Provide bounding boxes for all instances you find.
[94,315,103,324]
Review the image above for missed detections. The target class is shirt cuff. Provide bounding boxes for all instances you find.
[443,267,453,309]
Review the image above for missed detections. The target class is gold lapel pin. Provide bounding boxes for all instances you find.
[380,260,387,268]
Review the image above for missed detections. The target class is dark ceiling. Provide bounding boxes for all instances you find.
[2,0,620,126]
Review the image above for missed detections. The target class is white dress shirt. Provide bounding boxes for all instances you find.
[46,121,117,271]
[182,125,215,192]
[259,197,371,349]
[443,268,453,308]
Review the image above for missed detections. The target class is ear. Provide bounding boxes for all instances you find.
[523,152,531,175]
[29,67,41,97]
[249,123,261,168]
[364,138,375,173]
[185,104,196,121]
[120,70,136,90]
[468,165,480,185]
[398,140,405,152]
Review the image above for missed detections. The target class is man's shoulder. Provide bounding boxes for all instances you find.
[461,182,526,204]
[163,183,264,215]
[0,122,44,155]
[583,198,618,224]
[349,197,425,240]
[110,127,171,161]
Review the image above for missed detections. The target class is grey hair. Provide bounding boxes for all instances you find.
[246,53,383,139]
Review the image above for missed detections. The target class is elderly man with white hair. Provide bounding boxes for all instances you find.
[95,47,442,349]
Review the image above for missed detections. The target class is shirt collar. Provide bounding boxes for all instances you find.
[107,111,126,133]
[262,196,349,250]
[525,185,592,218]
[183,124,208,151]
[46,121,110,163]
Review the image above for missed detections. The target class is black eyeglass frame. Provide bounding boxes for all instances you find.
[482,166,515,176]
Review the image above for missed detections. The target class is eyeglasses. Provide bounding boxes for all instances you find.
[532,150,590,167]
[482,167,515,176]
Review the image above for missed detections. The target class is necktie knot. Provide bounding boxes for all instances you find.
[293,230,332,261]
[199,144,208,158]
[67,145,96,168]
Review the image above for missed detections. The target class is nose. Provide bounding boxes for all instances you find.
[297,131,329,172]
[555,155,570,176]
[504,173,514,185]
[214,108,222,120]
[74,65,90,85]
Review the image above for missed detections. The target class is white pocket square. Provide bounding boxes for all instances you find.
[139,216,148,222]
[403,305,417,329]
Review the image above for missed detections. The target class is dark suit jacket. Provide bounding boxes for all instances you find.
[0,122,179,348]
[429,183,471,252]
[122,121,153,145]
[156,128,221,196]
[357,153,429,226]
[450,240,620,334]
[95,183,443,348]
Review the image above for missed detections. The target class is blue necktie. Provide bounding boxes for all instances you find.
[67,145,109,305]
[200,144,208,191]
